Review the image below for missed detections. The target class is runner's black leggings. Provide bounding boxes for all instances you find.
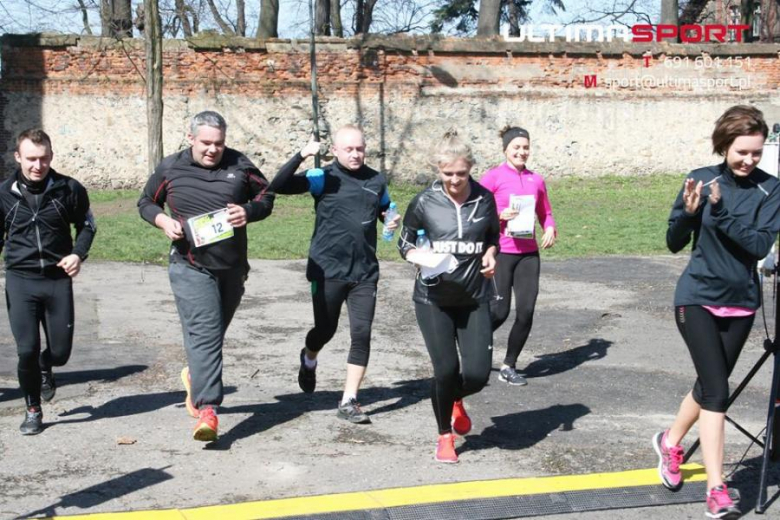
[415,302,493,435]
[306,279,376,367]
[675,305,755,413]
[490,252,540,367]
[5,270,74,408]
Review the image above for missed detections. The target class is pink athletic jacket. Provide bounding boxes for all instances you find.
[479,162,556,255]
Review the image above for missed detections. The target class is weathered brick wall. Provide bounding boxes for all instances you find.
[2,33,780,187]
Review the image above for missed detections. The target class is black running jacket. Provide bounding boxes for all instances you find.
[668,163,780,309]
[398,178,500,306]
[0,169,96,275]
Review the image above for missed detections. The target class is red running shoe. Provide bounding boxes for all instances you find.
[451,400,472,436]
[435,433,458,463]
[193,406,218,442]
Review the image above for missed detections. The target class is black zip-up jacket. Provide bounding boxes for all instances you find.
[270,153,390,283]
[668,163,780,309]
[398,178,500,306]
[138,147,274,271]
[0,169,96,276]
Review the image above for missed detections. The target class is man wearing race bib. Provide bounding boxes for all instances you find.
[138,111,274,442]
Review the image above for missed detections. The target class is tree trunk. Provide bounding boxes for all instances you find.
[315,0,331,35]
[330,0,343,37]
[355,0,364,33]
[101,0,134,38]
[741,0,755,41]
[257,0,280,38]
[236,0,246,36]
[508,1,520,36]
[100,0,112,36]
[174,0,194,37]
[113,0,134,37]
[357,0,378,34]
[77,0,93,35]
[476,0,501,37]
[660,0,678,25]
[205,0,236,34]
[144,0,164,172]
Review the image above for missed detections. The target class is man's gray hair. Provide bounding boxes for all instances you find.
[190,111,227,136]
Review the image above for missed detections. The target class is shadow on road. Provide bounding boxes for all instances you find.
[57,386,238,424]
[0,364,149,404]
[210,379,429,450]
[20,466,173,519]
[523,338,613,379]
[725,453,780,515]
[459,403,591,454]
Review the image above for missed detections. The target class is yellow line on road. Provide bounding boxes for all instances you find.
[55,464,707,520]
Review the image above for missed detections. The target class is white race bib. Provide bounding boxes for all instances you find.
[187,208,234,248]
[506,194,535,238]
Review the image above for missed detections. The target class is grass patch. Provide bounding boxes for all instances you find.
[87,174,685,264]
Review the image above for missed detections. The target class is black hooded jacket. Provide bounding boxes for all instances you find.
[0,169,95,276]
[398,178,500,306]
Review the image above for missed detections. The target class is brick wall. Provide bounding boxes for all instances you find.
[2,33,780,186]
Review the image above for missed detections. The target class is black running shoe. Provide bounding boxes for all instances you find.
[20,407,43,435]
[41,369,56,402]
[337,398,371,424]
[298,348,316,393]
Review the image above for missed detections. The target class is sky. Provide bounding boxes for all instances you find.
[0,0,662,38]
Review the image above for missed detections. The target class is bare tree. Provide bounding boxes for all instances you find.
[76,0,93,35]
[258,0,280,37]
[331,0,344,36]
[236,0,247,35]
[174,0,196,36]
[660,0,678,25]
[355,0,379,33]
[477,0,500,36]
[316,0,331,35]
[101,0,134,37]
[205,0,236,34]
[371,0,438,34]
[144,0,164,170]
[566,0,654,27]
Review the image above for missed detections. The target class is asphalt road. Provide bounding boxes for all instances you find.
[0,257,778,519]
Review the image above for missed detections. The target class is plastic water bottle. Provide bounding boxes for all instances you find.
[415,229,432,251]
[382,202,398,241]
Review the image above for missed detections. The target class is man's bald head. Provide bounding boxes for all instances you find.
[331,125,366,171]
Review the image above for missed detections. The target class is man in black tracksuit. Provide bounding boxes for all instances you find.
[270,126,400,424]
[138,111,274,442]
[1,129,96,435]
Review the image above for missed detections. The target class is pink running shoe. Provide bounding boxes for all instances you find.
[652,430,684,490]
[706,485,740,519]
[435,433,458,463]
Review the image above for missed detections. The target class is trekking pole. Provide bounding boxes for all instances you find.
[309,0,321,168]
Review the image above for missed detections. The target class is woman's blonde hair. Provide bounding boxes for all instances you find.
[429,130,475,169]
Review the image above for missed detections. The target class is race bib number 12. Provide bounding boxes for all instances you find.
[187,208,234,248]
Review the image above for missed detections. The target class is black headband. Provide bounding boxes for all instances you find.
[502,127,530,150]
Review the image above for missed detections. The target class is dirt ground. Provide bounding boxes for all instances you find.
[0,257,779,519]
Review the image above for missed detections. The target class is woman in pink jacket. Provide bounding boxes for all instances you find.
[479,126,557,386]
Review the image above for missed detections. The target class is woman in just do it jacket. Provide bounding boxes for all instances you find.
[398,131,500,464]
[654,105,780,520]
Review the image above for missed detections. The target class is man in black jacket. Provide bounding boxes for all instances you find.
[1,128,96,435]
[138,111,274,442]
[271,125,400,424]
